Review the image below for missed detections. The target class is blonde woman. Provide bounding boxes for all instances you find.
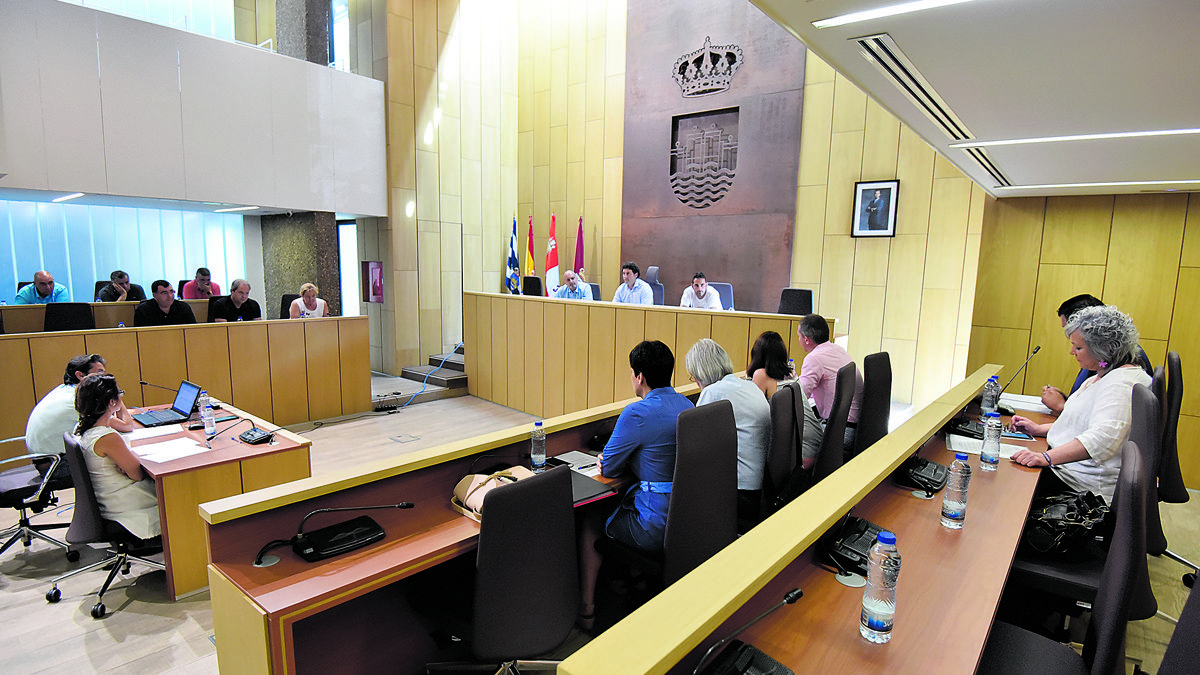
[290,283,330,318]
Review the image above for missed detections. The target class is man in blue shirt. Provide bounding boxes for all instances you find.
[552,270,592,300]
[611,261,654,305]
[14,270,70,304]
[578,340,692,628]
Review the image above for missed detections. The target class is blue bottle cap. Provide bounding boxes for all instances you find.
[534,420,543,427]
[877,531,896,545]
[986,412,1000,417]
[955,452,969,461]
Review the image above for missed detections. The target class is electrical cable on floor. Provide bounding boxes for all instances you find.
[399,342,465,409]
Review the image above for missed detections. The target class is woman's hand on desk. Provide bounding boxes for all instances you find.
[1010,415,1049,437]
[1010,447,1049,467]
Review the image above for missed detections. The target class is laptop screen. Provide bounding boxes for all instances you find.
[171,380,202,414]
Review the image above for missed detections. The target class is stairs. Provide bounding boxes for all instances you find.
[374,345,468,408]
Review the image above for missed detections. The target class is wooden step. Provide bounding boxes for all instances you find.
[428,352,465,371]
[401,365,468,389]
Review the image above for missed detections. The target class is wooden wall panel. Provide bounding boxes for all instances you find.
[587,305,616,408]
[490,299,508,408]
[462,293,478,397]
[241,447,310,493]
[84,331,143,406]
[1169,268,1200,414]
[924,177,972,291]
[1176,414,1200,490]
[473,295,493,402]
[524,302,545,417]
[913,288,960,407]
[1104,194,1187,341]
[506,300,526,413]
[882,234,927,342]
[183,325,233,403]
[1041,196,1114,265]
[92,303,137,328]
[644,311,678,382]
[1024,264,1107,397]
[0,339,34,459]
[229,323,272,421]
[973,198,1044,330]
[564,303,590,414]
[1179,195,1200,267]
[542,302,566,418]
[267,322,308,425]
[712,315,750,373]
[136,330,188,406]
[966,326,1032,395]
[676,313,712,377]
[30,334,86,400]
[338,318,372,415]
[304,321,343,421]
[848,286,886,360]
[0,305,44,334]
[613,308,644,400]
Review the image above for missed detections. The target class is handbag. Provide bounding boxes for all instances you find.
[451,466,535,522]
[1021,490,1109,556]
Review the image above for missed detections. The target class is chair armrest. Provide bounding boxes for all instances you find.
[0,452,64,506]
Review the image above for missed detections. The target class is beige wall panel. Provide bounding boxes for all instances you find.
[848,285,886,360]
[1179,194,1200,267]
[748,317,792,360]
[84,331,143,405]
[880,337,917,405]
[419,307,443,364]
[923,177,971,290]
[506,300,527,412]
[463,293,479,395]
[1025,263,1108,398]
[1139,339,1168,375]
[912,288,960,407]
[338,318,372,414]
[564,303,590,414]
[490,298,508,408]
[0,339,35,454]
[1,306,45,334]
[952,343,971,385]
[267,322,309,426]
[1041,195,1115,264]
[831,74,866,133]
[852,238,890,287]
[587,305,616,408]
[92,304,136,329]
[28,334,85,400]
[475,295,494,402]
[135,331,186,407]
[1104,193,1187,341]
[159,463,242,595]
[615,308,646,400]
[1176,414,1200,489]
[819,235,856,323]
[824,131,865,235]
[676,311,713,369]
[1169,268,1200,414]
[229,324,272,421]
[932,152,962,180]
[882,234,928,342]
[973,197,1044,329]
[518,303,545,419]
[957,232,982,346]
[304,321,344,421]
[585,119,604,199]
[240,447,310,493]
[602,158,623,240]
[968,185,988,235]
[860,98,900,180]
[542,302,566,419]
[712,316,750,377]
[792,185,827,285]
[798,81,834,188]
[602,235,622,293]
[209,567,270,675]
[895,126,934,236]
[645,309,676,347]
[182,325,233,403]
[966,326,1033,396]
[604,74,625,157]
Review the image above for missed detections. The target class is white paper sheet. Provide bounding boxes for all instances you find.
[124,425,183,441]
[132,437,209,463]
[999,392,1054,415]
[945,433,1024,459]
[556,450,602,477]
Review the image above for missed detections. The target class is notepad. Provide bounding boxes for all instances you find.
[945,434,1022,459]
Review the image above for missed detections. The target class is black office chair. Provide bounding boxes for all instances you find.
[281,293,300,319]
[521,276,543,296]
[812,362,857,485]
[1159,585,1200,675]
[763,381,802,515]
[644,266,665,305]
[427,466,577,672]
[43,302,95,332]
[206,295,226,322]
[1156,351,1197,587]
[777,288,814,315]
[979,440,1147,675]
[93,280,108,301]
[851,352,891,459]
[0,440,77,562]
[17,280,32,291]
[707,282,734,310]
[0,307,5,335]
[178,279,189,295]
[588,283,601,302]
[45,433,164,619]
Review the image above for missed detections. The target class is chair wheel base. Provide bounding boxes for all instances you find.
[91,603,106,619]
[1184,572,1195,588]
[46,588,61,603]
[66,549,80,563]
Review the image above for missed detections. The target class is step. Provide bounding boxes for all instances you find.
[428,352,465,371]
[454,343,464,355]
[371,385,467,410]
[401,365,468,389]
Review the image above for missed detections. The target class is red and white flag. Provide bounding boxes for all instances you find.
[545,214,559,295]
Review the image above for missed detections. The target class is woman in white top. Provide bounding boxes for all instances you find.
[74,373,160,539]
[1010,306,1150,504]
[290,282,330,319]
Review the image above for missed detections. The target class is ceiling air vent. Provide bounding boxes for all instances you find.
[855,33,1010,187]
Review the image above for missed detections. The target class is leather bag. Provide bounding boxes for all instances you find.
[451,466,535,522]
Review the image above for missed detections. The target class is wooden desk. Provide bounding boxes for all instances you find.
[0,298,211,333]
[132,403,311,600]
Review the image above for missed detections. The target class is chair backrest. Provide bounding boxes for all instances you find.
[1126,384,1163,617]
[0,307,5,335]
[777,288,813,315]
[852,352,892,458]
[763,382,800,508]
[206,295,226,322]
[1158,585,1200,675]
[18,280,32,291]
[1152,365,1167,436]
[93,280,108,301]
[812,362,856,484]
[178,280,189,295]
[281,293,300,319]
[61,433,107,546]
[521,275,543,296]
[473,465,577,660]
[707,282,734,310]
[664,399,737,586]
[1082,440,1147,675]
[645,266,665,305]
[43,302,96,332]
[1159,351,1188,503]
[588,283,601,301]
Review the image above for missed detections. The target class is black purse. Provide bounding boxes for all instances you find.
[1021,490,1109,557]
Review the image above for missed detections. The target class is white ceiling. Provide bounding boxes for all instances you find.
[752,0,1200,197]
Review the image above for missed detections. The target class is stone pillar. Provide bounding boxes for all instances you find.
[260,212,341,318]
[276,0,330,66]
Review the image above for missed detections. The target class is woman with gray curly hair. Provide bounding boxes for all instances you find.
[1010,305,1150,503]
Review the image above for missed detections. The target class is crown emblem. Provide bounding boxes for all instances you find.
[672,36,743,98]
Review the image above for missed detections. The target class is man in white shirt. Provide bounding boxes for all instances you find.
[552,270,592,300]
[679,272,722,310]
[611,261,654,305]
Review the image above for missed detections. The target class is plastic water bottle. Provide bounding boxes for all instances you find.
[941,452,972,529]
[199,390,216,436]
[980,412,1002,471]
[980,376,999,415]
[117,321,125,328]
[788,359,796,378]
[530,421,546,471]
[860,531,901,643]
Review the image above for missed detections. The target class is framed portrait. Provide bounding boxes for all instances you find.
[852,180,899,238]
[362,261,384,303]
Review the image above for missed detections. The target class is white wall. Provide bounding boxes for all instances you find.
[0,0,386,217]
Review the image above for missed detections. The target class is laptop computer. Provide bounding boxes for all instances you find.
[133,380,202,428]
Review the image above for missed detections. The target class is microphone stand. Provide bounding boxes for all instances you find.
[692,588,803,675]
[995,346,1040,415]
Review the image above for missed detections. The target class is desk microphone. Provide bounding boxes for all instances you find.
[1000,345,1041,395]
[139,379,177,393]
[204,418,251,447]
[253,503,415,567]
[692,588,803,675]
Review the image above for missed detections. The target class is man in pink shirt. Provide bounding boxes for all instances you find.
[797,314,864,468]
[181,267,221,299]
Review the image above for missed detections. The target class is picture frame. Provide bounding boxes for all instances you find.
[852,180,899,238]
[362,261,384,303]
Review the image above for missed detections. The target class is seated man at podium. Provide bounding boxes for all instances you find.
[209,279,263,322]
[134,281,196,326]
[98,270,146,303]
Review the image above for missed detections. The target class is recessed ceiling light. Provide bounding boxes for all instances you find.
[813,0,981,29]
[950,128,1200,148]
[214,205,259,213]
[51,192,85,203]
[996,179,1200,191]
